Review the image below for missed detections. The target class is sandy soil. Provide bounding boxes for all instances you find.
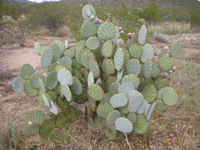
[0,33,199,132]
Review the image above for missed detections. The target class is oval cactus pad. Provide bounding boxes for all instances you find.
[121,74,140,90]
[134,115,148,134]
[126,59,141,76]
[146,102,156,121]
[45,71,58,90]
[86,36,100,50]
[141,44,154,63]
[13,77,24,94]
[106,110,121,126]
[57,69,73,86]
[162,89,178,106]
[127,90,143,102]
[61,84,72,102]
[70,77,82,95]
[20,63,34,80]
[102,40,113,58]
[82,5,96,20]
[88,84,104,101]
[88,71,94,87]
[170,41,180,57]
[24,80,38,97]
[115,117,133,133]
[118,83,135,95]
[138,24,147,45]
[23,124,40,137]
[97,22,116,40]
[128,95,143,113]
[24,110,45,126]
[114,48,124,71]
[158,55,173,72]
[81,19,97,39]
[88,59,100,79]
[40,48,52,68]
[129,44,143,59]
[97,103,114,118]
[110,94,128,108]
[141,84,157,103]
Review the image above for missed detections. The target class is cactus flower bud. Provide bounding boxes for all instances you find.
[119,27,122,31]
[163,75,167,78]
[172,67,176,72]
[120,31,124,34]
[164,46,169,51]
[169,133,173,138]
[28,121,33,125]
[127,33,132,38]
[94,18,99,24]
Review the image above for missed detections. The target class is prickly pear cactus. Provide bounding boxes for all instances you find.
[13,4,180,140]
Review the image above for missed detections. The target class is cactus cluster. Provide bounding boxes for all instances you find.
[13,4,180,140]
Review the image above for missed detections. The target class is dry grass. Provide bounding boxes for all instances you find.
[152,33,169,43]
[148,22,191,35]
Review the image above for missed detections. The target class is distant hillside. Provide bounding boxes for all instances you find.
[64,0,200,8]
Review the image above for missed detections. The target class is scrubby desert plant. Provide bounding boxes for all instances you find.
[13,4,180,141]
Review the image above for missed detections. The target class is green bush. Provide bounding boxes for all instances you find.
[26,2,69,34]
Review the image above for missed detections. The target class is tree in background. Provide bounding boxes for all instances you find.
[26,2,68,34]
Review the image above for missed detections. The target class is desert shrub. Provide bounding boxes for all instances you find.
[25,2,69,34]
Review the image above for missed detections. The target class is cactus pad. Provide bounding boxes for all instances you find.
[118,83,135,95]
[117,69,123,81]
[40,48,52,68]
[60,57,72,66]
[39,119,56,138]
[45,71,58,90]
[126,33,135,50]
[56,113,67,129]
[114,117,133,133]
[86,36,100,50]
[97,103,114,118]
[88,84,104,101]
[13,77,24,94]
[129,44,143,59]
[121,74,140,90]
[102,58,116,75]
[106,110,121,126]
[128,95,143,112]
[170,41,180,57]
[23,124,40,137]
[141,84,157,103]
[146,102,156,121]
[34,42,41,56]
[38,78,47,92]
[30,73,45,89]
[156,79,170,91]
[57,69,73,86]
[136,100,148,114]
[157,87,175,99]
[155,99,165,111]
[158,55,173,72]
[114,48,124,71]
[110,94,128,108]
[80,51,95,69]
[49,44,62,62]
[61,84,72,102]
[126,59,141,76]
[101,93,111,104]
[151,63,161,78]
[88,59,100,78]
[54,41,65,53]
[70,77,82,95]
[138,24,147,45]
[97,22,116,40]
[81,19,97,39]
[162,89,178,106]
[143,58,152,79]
[75,40,85,51]
[141,44,154,63]
[49,101,58,115]
[24,80,38,97]
[127,112,136,126]
[102,40,113,58]
[133,115,148,134]
[82,5,96,20]
[24,110,45,126]
[88,71,94,87]
[127,90,143,102]
[20,63,34,80]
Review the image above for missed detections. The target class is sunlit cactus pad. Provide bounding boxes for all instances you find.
[110,94,128,108]
[158,55,173,72]
[162,89,178,106]
[115,117,133,133]
[24,80,39,97]
[129,44,143,59]
[81,19,97,39]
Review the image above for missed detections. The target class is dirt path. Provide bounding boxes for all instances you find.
[0,33,199,132]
